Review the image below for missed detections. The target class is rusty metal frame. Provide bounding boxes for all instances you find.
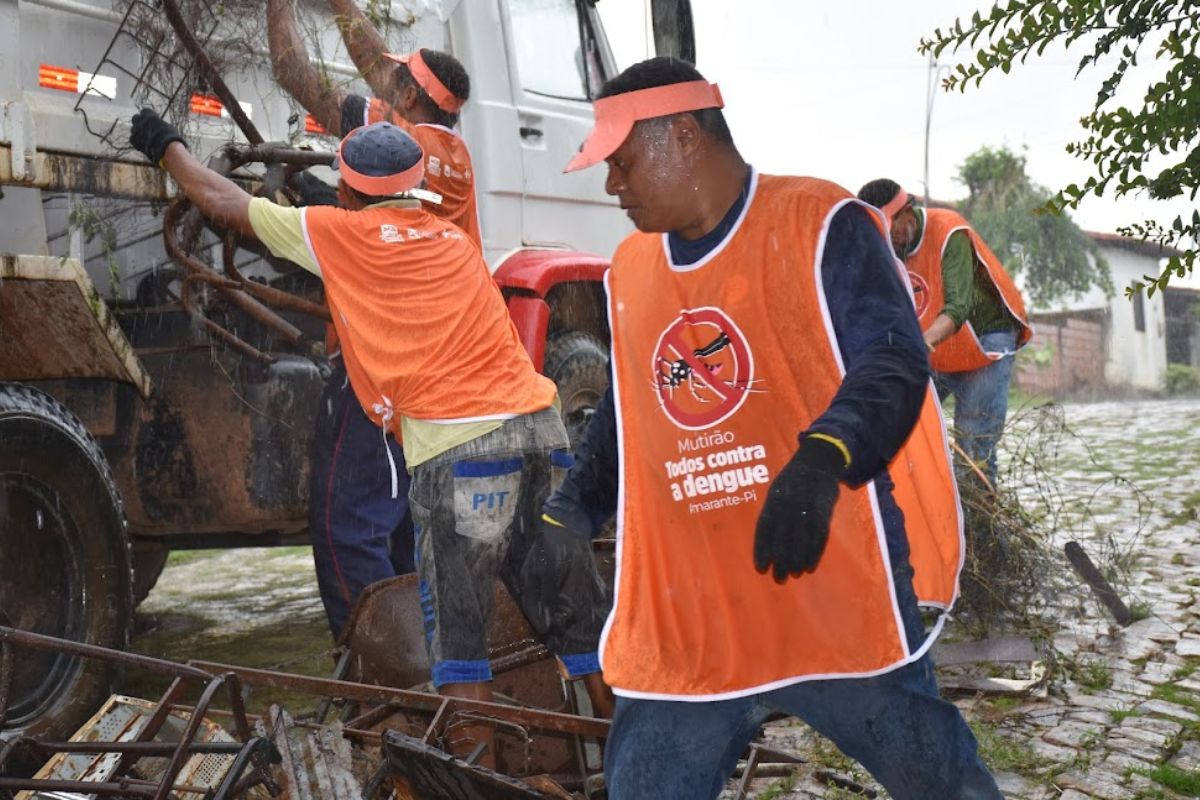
[0,624,609,799]
[0,626,280,800]
[186,660,611,741]
[159,139,338,360]
[0,625,827,798]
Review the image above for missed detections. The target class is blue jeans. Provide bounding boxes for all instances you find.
[308,361,415,640]
[935,329,1018,484]
[604,563,1000,799]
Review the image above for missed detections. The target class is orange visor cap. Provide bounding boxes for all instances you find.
[564,80,724,173]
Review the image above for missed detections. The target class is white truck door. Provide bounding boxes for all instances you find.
[500,0,628,256]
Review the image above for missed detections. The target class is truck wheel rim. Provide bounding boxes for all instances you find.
[0,474,85,726]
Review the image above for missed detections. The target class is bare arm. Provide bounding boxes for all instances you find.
[267,0,344,135]
[924,313,958,349]
[327,0,393,100]
[161,142,255,238]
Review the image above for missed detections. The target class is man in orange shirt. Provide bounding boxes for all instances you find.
[537,58,998,799]
[127,113,612,764]
[857,180,1032,484]
[266,0,482,639]
[267,0,481,246]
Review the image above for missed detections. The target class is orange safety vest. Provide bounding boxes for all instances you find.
[600,174,962,699]
[906,208,1032,373]
[368,98,482,250]
[325,100,484,360]
[303,203,555,431]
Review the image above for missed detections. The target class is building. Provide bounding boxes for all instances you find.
[1014,233,1200,396]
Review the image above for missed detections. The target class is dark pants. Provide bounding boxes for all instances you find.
[603,485,1000,800]
[309,361,415,640]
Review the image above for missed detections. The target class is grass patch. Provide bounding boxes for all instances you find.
[1151,683,1200,716]
[987,696,1022,713]
[1072,659,1115,693]
[1172,553,1186,566]
[125,612,334,716]
[1167,491,1200,526]
[1174,662,1198,680]
[970,721,1039,774]
[1136,764,1200,796]
[164,549,219,568]
[808,737,856,773]
[1110,705,1140,724]
[1130,601,1153,622]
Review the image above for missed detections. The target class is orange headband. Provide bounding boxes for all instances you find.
[563,80,724,173]
[384,51,464,115]
[335,129,426,196]
[882,189,912,220]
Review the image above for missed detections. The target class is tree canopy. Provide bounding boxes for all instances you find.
[920,1,1200,298]
[958,146,1112,308]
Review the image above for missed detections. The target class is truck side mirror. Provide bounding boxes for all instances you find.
[650,0,696,64]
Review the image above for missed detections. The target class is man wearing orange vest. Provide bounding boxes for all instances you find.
[266,0,483,639]
[267,0,482,246]
[534,58,999,798]
[857,180,1032,484]
[126,114,612,764]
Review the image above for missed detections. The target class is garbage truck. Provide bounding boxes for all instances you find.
[0,0,696,741]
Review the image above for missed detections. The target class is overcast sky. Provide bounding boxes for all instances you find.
[599,0,1191,241]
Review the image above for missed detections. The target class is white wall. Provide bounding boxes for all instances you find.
[1100,246,1168,390]
[1035,242,1168,390]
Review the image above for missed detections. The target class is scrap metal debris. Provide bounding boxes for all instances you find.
[258,706,360,800]
[0,624,610,800]
[934,635,1050,696]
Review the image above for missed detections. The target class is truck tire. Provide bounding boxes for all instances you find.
[544,332,609,450]
[132,544,169,605]
[0,383,133,744]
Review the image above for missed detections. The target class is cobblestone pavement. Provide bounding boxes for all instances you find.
[732,398,1200,799]
[134,398,1200,797]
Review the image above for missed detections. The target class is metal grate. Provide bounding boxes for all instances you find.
[72,0,226,151]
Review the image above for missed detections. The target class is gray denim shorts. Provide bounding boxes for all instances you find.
[408,407,605,687]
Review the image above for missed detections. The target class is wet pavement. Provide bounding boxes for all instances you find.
[126,397,1200,798]
[733,397,1200,799]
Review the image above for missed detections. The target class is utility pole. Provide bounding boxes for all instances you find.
[924,54,951,209]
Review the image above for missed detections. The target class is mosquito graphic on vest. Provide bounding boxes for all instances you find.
[655,331,734,403]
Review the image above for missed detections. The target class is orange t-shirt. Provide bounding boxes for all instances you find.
[367,98,482,251]
[302,203,554,430]
[600,174,962,699]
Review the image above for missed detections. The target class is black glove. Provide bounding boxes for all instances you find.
[129,108,185,165]
[518,514,606,651]
[753,436,847,582]
[340,94,368,137]
[287,169,339,207]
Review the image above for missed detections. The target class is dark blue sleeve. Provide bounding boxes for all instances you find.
[543,362,619,537]
[287,170,339,207]
[806,203,930,486]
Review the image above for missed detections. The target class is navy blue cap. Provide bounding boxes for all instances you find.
[332,122,426,195]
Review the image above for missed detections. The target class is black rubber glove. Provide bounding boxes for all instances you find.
[517,515,605,652]
[753,436,847,582]
[287,170,339,207]
[129,108,185,165]
[340,94,368,137]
